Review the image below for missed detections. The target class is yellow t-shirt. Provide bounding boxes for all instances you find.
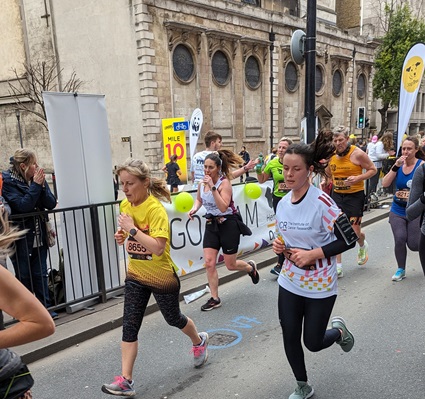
[329,146,364,194]
[120,195,179,293]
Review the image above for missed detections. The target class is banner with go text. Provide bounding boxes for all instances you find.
[162,118,188,184]
[162,181,275,276]
[397,42,425,151]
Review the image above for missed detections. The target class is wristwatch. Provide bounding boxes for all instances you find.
[211,186,217,191]
[129,228,138,237]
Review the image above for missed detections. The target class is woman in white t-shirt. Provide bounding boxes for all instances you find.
[366,135,392,196]
[272,131,356,399]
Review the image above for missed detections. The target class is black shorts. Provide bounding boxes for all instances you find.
[203,218,240,255]
[331,190,365,218]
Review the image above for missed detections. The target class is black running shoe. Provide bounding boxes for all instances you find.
[270,265,282,276]
[247,260,260,284]
[201,297,222,311]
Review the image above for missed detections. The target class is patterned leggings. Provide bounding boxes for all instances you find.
[122,279,188,342]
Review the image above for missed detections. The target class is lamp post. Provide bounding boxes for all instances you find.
[305,0,317,144]
[15,110,23,148]
[269,28,275,151]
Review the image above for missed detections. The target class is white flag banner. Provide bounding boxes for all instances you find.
[397,42,425,151]
[189,108,203,160]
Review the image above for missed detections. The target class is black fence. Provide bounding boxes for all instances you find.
[8,201,127,316]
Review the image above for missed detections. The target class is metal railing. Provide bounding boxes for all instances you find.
[9,201,127,316]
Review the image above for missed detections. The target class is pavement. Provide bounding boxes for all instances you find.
[14,196,393,365]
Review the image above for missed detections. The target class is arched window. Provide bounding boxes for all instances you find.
[212,50,230,86]
[332,69,343,96]
[173,44,195,83]
[285,61,298,92]
[245,56,261,89]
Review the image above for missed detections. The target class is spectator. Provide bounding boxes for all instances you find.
[238,146,251,183]
[1,149,58,319]
[265,147,278,165]
[188,150,259,311]
[366,135,390,198]
[102,159,208,397]
[324,126,377,278]
[162,154,181,193]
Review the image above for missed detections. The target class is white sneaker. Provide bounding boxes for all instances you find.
[337,265,344,278]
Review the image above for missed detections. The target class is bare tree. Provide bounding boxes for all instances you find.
[8,57,83,130]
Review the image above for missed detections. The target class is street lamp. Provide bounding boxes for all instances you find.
[15,110,23,148]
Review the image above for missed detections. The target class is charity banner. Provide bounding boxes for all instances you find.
[189,108,203,160]
[397,42,425,151]
[162,118,188,184]
[162,181,275,276]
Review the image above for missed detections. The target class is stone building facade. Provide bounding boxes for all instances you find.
[1,0,378,173]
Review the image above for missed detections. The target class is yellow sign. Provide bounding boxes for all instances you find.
[402,56,424,93]
[162,118,188,184]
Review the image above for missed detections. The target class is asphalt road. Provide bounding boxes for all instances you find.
[30,218,425,399]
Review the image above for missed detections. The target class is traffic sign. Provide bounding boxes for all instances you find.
[173,121,190,131]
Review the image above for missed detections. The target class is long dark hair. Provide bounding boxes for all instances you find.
[284,130,335,176]
[205,150,243,180]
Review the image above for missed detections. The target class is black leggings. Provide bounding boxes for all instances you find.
[278,286,340,382]
[122,279,188,342]
[420,233,425,276]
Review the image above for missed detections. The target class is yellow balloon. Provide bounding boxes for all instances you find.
[244,183,261,200]
[174,192,194,213]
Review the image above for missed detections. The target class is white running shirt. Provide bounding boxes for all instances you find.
[276,185,340,298]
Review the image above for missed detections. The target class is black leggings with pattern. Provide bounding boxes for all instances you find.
[122,279,188,342]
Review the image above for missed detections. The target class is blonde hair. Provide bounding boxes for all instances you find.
[115,158,171,203]
[279,137,293,145]
[9,148,37,181]
[0,212,26,259]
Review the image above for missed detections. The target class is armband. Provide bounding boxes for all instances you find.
[391,165,400,172]
[335,213,359,246]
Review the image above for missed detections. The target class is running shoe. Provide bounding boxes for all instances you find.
[337,265,344,278]
[289,381,314,399]
[201,297,221,311]
[357,240,369,265]
[101,376,135,396]
[247,260,260,284]
[332,316,355,353]
[270,265,282,276]
[392,268,406,281]
[192,332,209,368]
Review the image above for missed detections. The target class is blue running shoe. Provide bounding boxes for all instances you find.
[392,268,406,281]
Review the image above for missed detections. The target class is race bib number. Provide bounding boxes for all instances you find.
[333,178,349,191]
[278,181,290,193]
[395,189,410,201]
[126,236,153,260]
